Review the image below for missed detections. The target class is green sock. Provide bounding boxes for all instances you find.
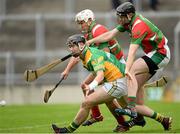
[151,112,164,123]
[127,96,136,108]
[67,121,80,132]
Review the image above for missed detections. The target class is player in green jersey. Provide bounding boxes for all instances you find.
[52,34,128,133]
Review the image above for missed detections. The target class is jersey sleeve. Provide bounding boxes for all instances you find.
[116,25,126,32]
[92,25,108,38]
[130,22,147,45]
[91,56,105,72]
[92,24,109,48]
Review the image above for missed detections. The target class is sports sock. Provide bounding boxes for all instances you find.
[91,105,102,118]
[116,115,126,125]
[151,112,164,123]
[136,113,144,120]
[67,121,80,132]
[127,96,136,108]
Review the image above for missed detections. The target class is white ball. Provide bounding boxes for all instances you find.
[0,100,6,106]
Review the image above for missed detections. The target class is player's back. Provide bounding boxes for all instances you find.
[82,46,125,82]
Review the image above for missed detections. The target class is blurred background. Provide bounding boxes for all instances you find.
[0,0,180,104]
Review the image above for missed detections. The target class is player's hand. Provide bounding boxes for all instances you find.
[61,70,69,80]
[83,84,91,96]
[125,71,133,80]
[86,40,91,46]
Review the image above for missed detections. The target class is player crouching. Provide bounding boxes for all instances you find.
[51,34,146,133]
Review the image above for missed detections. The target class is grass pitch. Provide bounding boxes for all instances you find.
[0,101,180,133]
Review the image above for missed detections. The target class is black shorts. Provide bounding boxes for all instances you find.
[141,55,159,76]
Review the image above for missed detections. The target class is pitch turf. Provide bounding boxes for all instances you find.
[0,101,180,133]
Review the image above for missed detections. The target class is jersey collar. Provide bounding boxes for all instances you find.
[129,13,138,27]
[88,21,96,33]
[80,45,88,60]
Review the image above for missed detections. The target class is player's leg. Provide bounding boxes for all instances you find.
[81,73,104,126]
[105,99,129,132]
[125,73,172,131]
[81,74,127,128]
[136,51,171,130]
[117,51,170,118]
[116,58,149,118]
[135,104,172,130]
[106,99,126,125]
[103,77,131,132]
[136,76,172,130]
[52,87,115,133]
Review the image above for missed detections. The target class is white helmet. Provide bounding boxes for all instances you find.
[75,9,95,23]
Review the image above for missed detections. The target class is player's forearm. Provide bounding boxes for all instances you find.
[125,47,137,72]
[125,44,139,72]
[83,73,96,84]
[64,57,79,72]
[94,71,104,83]
[88,31,114,45]
[125,54,135,73]
[89,71,104,90]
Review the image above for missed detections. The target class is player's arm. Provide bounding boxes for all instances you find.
[83,70,104,96]
[87,28,119,46]
[61,57,79,79]
[84,56,105,93]
[125,44,139,76]
[86,70,104,93]
[82,72,96,85]
[126,23,147,78]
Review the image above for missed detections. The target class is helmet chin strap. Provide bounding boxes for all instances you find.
[78,43,85,51]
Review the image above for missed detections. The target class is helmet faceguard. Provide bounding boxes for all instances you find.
[66,34,86,56]
[116,2,135,16]
[75,9,95,23]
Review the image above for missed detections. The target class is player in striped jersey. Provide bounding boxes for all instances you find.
[86,2,171,130]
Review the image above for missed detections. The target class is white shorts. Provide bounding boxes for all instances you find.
[102,77,127,99]
[145,38,170,69]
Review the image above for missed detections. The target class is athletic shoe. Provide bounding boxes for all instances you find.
[82,115,103,126]
[161,117,172,130]
[123,116,146,128]
[115,108,137,118]
[52,124,70,133]
[113,124,130,132]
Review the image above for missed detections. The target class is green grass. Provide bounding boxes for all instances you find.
[0,101,180,133]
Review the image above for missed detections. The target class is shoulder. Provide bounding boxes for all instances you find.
[92,24,108,37]
[131,17,148,38]
[132,16,148,32]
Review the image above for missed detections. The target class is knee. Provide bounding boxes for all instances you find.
[129,66,137,75]
[81,97,93,109]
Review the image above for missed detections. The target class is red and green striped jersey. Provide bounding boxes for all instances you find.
[85,21,124,60]
[80,46,126,82]
[116,13,167,55]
